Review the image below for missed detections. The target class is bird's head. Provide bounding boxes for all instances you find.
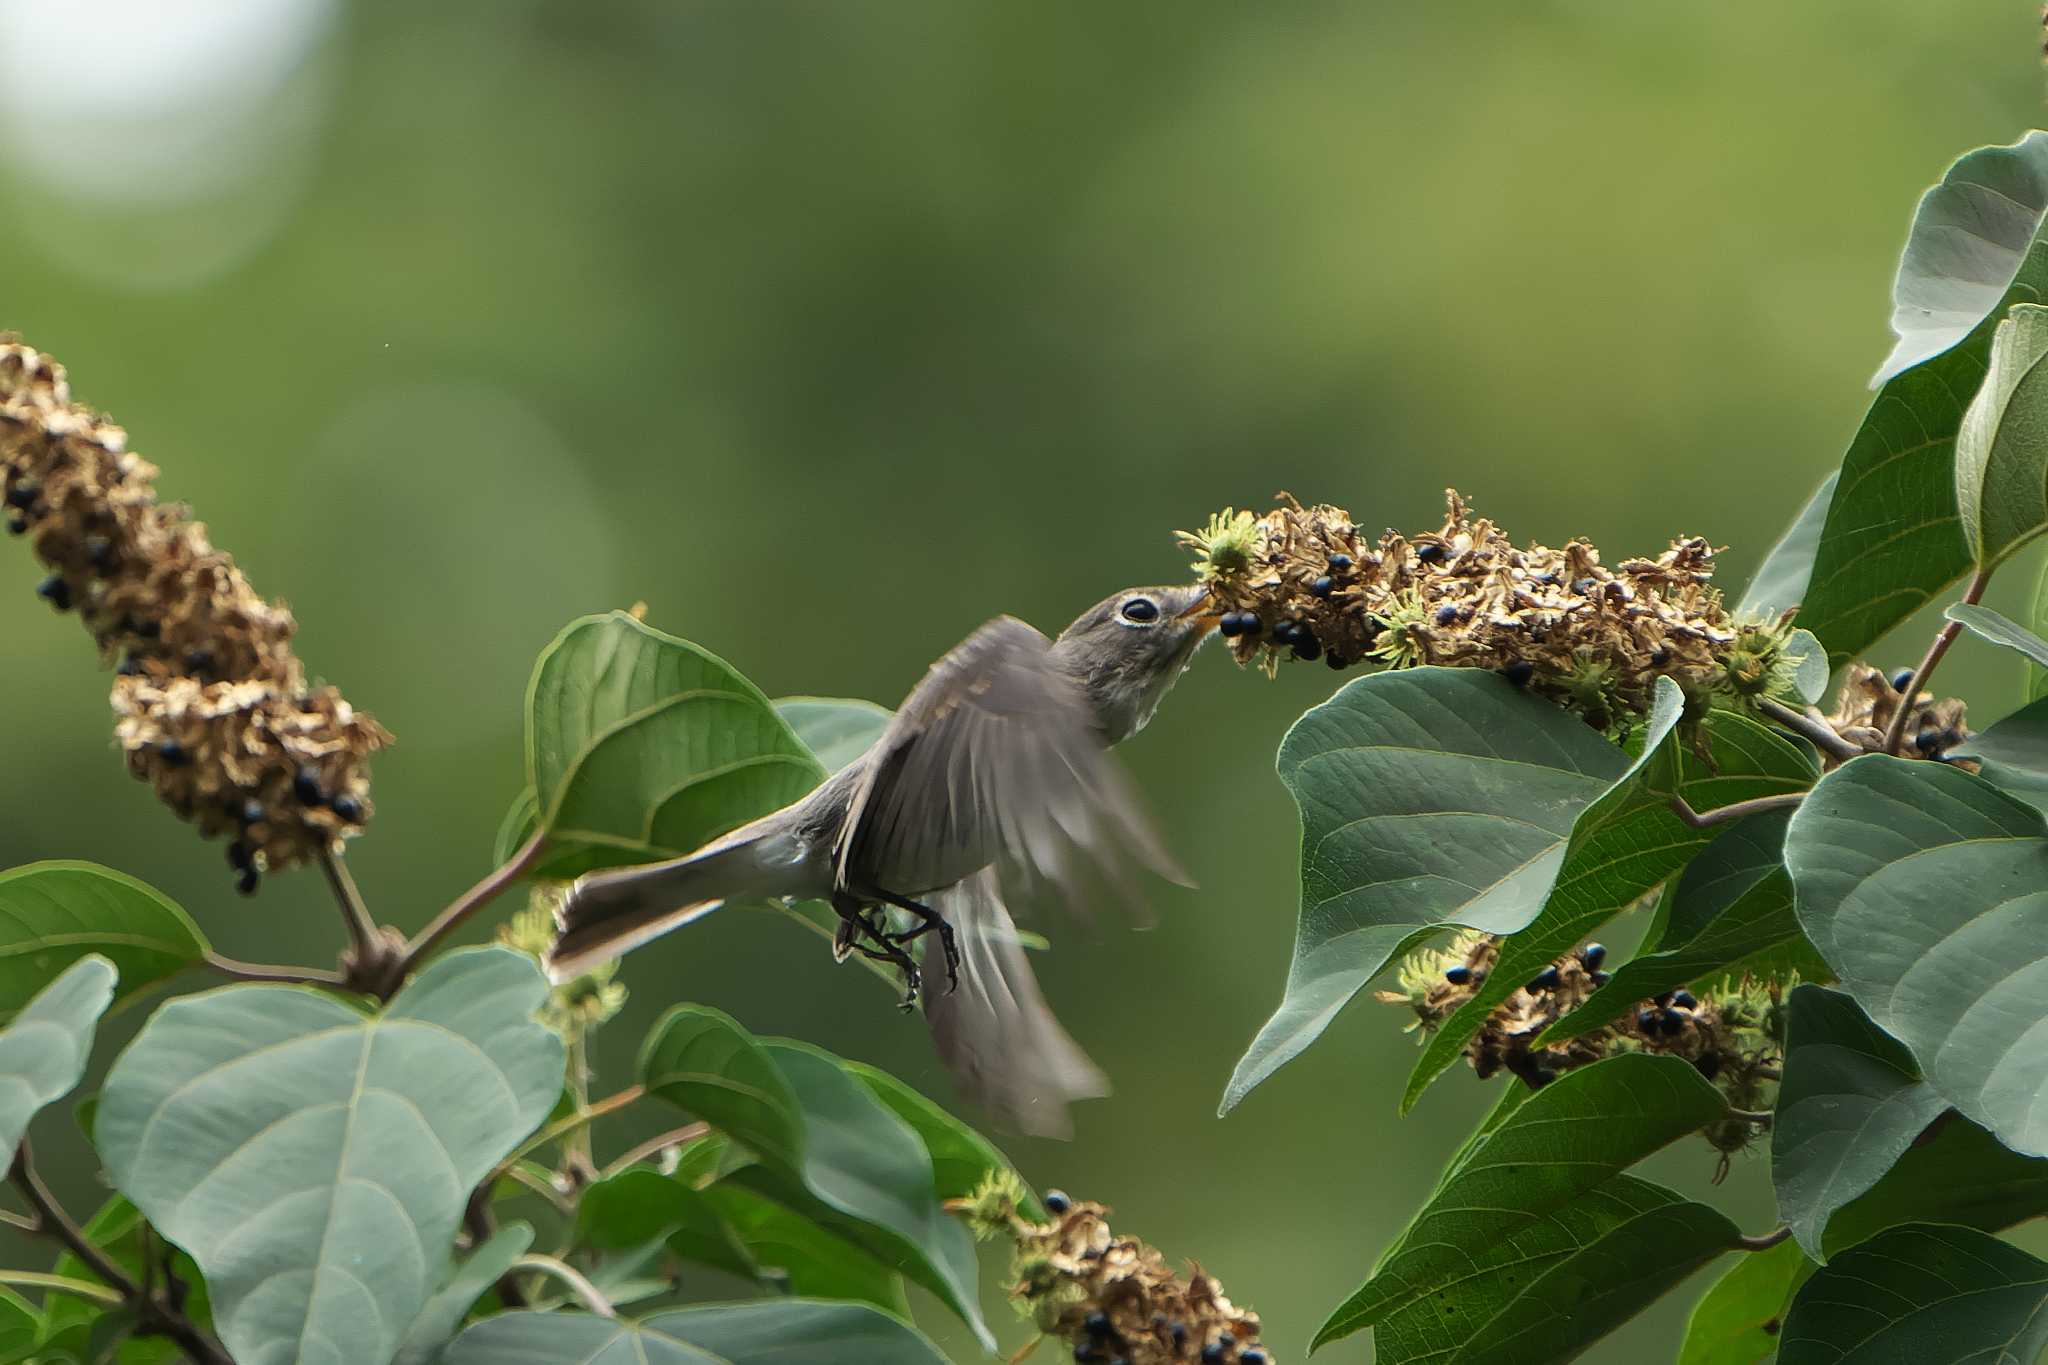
[1049,583,1219,744]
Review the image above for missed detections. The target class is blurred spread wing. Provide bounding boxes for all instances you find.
[834,615,1185,917]
[923,868,1107,1138]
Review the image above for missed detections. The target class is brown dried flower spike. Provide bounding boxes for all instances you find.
[0,339,390,887]
[1181,492,1799,730]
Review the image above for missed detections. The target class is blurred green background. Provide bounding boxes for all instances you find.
[2,3,2045,1360]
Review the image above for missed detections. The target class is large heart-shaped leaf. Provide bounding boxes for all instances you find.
[0,955,114,1156]
[1787,755,2048,1157]
[1955,304,2048,570]
[1408,691,1817,1110]
[1773,986,1948,1259]
[1317,1054,1729,1349]
[391,1223,533,1365]
[636,1007,990,1349]
[1779,1223,2048,1364]
[1738,473,1839,618]
[96,947,565,1365]
[1873,132,2048,387]
[0,865,204,1021]
[1678,1236,1815,1365]
[1538,810,1824,1048]
[444,1300,951,1364]
[771,697,890,776]
[526,612,821,860]
[1222,669,1631,1114]
[1798,136,2048,665]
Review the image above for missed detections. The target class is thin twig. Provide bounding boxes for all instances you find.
[401,830,548,970]
[602,1122,711,1180]
[0,1269,124,1307]
[464,1185,528,1310]
[1756,698,1860,763]
[488,1085,645,1189]
[1881,568,1992,755]
[318,846,380,961]
[500,1162,576,1212]
[0,1206,37,1232]
[202,952,350,988]
[511,1254,617,1317]
[1736,1225,1793,1252]
[1668,792,1806,830]
[1727,1107,1775,1128]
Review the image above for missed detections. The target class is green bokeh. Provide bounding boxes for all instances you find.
[1,3,2043,1360]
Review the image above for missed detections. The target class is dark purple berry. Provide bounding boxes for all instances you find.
[1328,553,1353,574]
[1671,989,1697,1010]
[1415,541,1445,564]
[1310,575,1335,598]
[1445,965,1473,985]
[1571,577,1596,596]
[1581,943,1607,969]
[1637,1009,1660,1032]
[1085,1312,1112,1338]
[1658,1009,1686,1037]
[1649,645,1671,667]
[330,794,365,824]
[1914,728,1943,755]
[1043,1190,1071,1214]
[184,648,216,676]
[1695,1052,1722,1080]
[235,866,260,897]
[1292,635,1322,662]
[1243,1351,1270,1365]
[1890,668,1916,693]
[1201,1348,1225,1365]
[1502,660,1535,686]
[84,535,115,571]
[157,739,189,766]
[116,655,145,677]
[1170,1324,1187,1349]
[3,479,38,510]
[293,766,326,806]
[1237,615,1262,638]
[238,799,266,827]
[1590,970,1610,986]
[1073,1346,1098,1364]
[1326,652,1348,669]
[4,511,26,536]
[35,575,71,611]
[1528,965,1561,992]
[1435,604,1459,625]
[1218,612,1245,639]
[226,840,254,872]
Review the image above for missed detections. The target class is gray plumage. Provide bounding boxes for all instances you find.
[547,582,1215,1137]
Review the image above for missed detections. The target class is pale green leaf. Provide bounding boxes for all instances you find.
[0,865,205,1020]
[1738,474,1838,619]
[444,1300,950,1364]
[1679,1237,1815,1365]
[0,956,114,1155]
[771,697,890,775]
[392,1223,533,1365]
[1955,304,2048,569]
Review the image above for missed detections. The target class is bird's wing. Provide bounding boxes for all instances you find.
[834,615,1185,917]
[923,867,1108,1137]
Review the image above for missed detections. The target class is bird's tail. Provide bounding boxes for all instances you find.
[545,841,755,982]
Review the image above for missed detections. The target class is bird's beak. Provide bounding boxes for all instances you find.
[1176,587,1223,636]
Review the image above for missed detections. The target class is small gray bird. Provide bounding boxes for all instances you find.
[547,583,1217,1136]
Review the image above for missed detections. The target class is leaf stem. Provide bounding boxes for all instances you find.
[511,1254,616,1317]
[1668,792,1806,830]
[1737,1225,1792,1252]
[10,1142,231,1364]
[318,847,380,962]
[202,952,350,988]
[601,1122,710,1180]
[464,1185,528,1310]
[1881,568,1993,755]
[1755,699,1860,763]
[400,830,548,972]
[0,1269,125,1306]
[489,1085,645,1187]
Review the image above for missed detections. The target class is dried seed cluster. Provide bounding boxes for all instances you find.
[499,899,627,1038]
[0,340,391,884]
[962,1176,1271,1365]
[1178,492,1799,729]
[1825,664,1971,765]
[1377,931,1784,1167]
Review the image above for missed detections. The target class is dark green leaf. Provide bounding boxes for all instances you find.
[772,697,890,775]
[96,948,565,1365]
[1779,1223,2048,1364]
[1679,1237,1815,1365]
[574,1169,755,1280]
[1948,694,2048,815]
[636,1009,990,1349]
[0,865,205,1020]
[702,1182,910,1315]
[2028,554,2048,702]
[1948,601,2048,670]
[0,1287,36,1364]
[1222,669,1631,1114]
[491,788,539,868]
[1737,473,1838,619]
[1538,811,1823,1048]
[841,1062,1033,1212]
[392,1224,534,1365]
[0,956,114,1155]
[1408,692,1816,1111]
[444,1300,950,1364]
[1773,986,1947,1259]
[1956,305,2048,569]
[1317,1054,1728,1348]
[39,1196,212,1365]
[1822,1112,2048,1258]
[1786,755,2048,1156]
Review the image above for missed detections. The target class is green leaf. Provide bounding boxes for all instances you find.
[0,955,114,1155]
[39,1196,212,1365]
[1407,690,1817,1111]
[1797,136,2048,664]
[96,947,565,1365]
[636,1008,991,1349]
[701,1183,910,1315]
[1873,132,2048,385]
[525,611,822,860]
[392,1223,534,1365]
[1222,669,1631,1114]
[1773,986,1948,1259]
[1823,1111,2048,1257]
[1786,755,2048,1157]
[1738,474,1839,619]
[1947,601,2048,670]
[1538,810,1824,1048]
[0,1287,37,1364]
[0,865,206,1020]
[772,697,890,775]
[1779,1223,2048,1364]
[492,789,540,868]
[1948,694,2048,815]
[2029,553,2048,702]
[840,1062,1033,1212]
[574,1169,756,1280]
[444,1300,951,1365]
[1679,1237,1815,1365]
[1956,304,2048,569]
[1316,1053,1729,1349]
[1783,629,1830,706]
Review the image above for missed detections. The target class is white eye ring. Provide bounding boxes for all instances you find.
[1119,597,1160,624]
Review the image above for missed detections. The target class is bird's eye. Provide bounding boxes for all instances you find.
[1119,597,1160,623]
